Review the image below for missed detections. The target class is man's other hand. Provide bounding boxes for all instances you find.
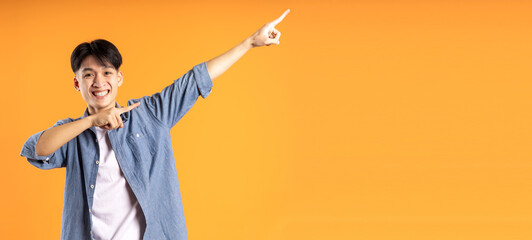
[249,9,290,47]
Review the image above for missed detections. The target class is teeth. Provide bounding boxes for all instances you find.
[94,90,108,97]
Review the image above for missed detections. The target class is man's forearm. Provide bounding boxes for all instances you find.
[206,37,253,81]
[35,117,93,156]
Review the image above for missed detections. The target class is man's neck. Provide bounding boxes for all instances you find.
[88,103,116,115]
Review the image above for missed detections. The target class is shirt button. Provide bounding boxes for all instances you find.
[136,133,140,138]
[89,209,92,213]
[45,157,50,161]
[95,160,100,165]
[95,138,98,143]
[90,184,94,189]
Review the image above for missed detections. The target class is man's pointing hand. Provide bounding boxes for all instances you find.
[249,9,290,47]
[89,102,141,130]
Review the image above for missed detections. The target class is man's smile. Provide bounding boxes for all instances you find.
[92,90,110,97]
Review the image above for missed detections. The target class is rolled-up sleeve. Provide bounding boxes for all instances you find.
[20,120,69,170]
[140,61,213,128]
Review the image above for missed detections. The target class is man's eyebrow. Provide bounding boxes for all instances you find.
[81,66,114,72]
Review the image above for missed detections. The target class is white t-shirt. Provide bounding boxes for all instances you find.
[92,127,146,240]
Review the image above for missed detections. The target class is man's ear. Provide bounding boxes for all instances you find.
[118,71,123,87]
[73,76,80,91]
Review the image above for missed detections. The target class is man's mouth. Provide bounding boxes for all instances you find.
[92,90,110,97]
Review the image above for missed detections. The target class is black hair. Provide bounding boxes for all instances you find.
[70,39,122,73]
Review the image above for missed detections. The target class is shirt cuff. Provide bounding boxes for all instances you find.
[193,62,213,99]
[20,130,58,169]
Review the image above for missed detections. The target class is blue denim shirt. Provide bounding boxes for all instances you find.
[20,62,213,240]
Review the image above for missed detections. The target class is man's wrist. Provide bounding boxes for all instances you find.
[243,36,254,50]
[83,115,95,128]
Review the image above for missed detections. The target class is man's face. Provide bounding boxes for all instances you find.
[74,55,123,114]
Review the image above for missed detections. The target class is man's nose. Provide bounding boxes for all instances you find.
[92,73,105,87]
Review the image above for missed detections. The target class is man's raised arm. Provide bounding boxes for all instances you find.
[205,9,290,81]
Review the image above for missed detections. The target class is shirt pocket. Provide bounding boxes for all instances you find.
[126,126,158,158]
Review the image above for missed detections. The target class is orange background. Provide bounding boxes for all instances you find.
[1,0,532,239]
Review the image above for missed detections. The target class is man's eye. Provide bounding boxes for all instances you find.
[84,74,92,78]
[105,72,112,75]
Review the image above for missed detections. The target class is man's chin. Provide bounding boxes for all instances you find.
[88,102,115,112]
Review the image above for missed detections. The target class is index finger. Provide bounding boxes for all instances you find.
[270,9,290,26]
[118,102,141,114]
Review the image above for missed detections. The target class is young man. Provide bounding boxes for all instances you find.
[20,9,289,240]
